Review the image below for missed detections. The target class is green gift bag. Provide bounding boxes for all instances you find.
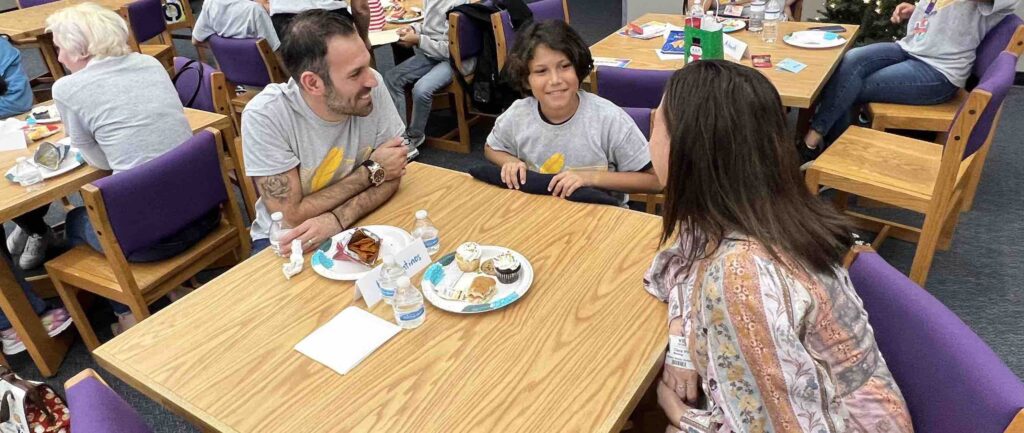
[684,25,724,63]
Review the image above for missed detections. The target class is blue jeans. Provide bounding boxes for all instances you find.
[384,51,454,145]
[0,229,47,330]
[811,43,959,143]
[66,206,222,315]
[250,238,270,256]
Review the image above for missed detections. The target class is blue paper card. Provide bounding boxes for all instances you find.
[776,58,807,73]
[661,30,687,54]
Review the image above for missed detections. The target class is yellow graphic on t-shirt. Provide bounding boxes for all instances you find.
[538,153,565,174]
[311,147,344,193]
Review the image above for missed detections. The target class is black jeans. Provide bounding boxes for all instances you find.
[12,205,50,235]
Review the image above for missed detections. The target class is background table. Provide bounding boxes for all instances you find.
[95,163,668,433]
[0,107,234,377]
[590,14,860,109]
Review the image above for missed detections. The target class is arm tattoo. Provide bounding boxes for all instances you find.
[259,175,291,201]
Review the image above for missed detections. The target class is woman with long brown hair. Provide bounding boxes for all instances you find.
[644,60,913,433]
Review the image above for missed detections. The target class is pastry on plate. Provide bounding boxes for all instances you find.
[479,258,496,276]
[455,242,481,272]
[466,276,496,304]
[493,251,521,284]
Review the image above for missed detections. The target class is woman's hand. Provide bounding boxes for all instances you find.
[501,160,528,189]
[891,2,915,23]
[662,364,701,405]
[657,379,693,430]
[548,171,596,198]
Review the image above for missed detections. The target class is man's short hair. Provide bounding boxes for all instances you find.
[279,10,359,84]
[505,20,593,94]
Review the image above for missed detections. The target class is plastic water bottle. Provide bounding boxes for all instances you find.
[762,0,782,43]
[378,255,404,305]
[393,276,425,329]
[687,0,704,27]
[749,0,766,32]
[14,157,42,189]
[268,211,287,256]
[412,210,439,255]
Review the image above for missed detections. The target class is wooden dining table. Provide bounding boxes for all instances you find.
[0,106,234,377]
[590,14,860,109]
[94,162,668,432]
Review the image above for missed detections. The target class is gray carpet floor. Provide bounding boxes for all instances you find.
[2,1,1021,431]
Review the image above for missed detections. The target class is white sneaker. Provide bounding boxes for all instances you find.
[18,230,54,269]
[5,227,27,256]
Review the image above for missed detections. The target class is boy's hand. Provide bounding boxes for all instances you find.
[397,26,419,47]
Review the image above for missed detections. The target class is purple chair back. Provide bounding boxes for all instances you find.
[17,0,57,8]
[454,12,483,61]
[974,15,1024,79]
[623,107,652,139]
[848,251,1024,433]
[499,0,567,54]
[92,131,227,259]
[125,0,167,44]
[207,35,273,87]
[173,57,217,113]
[596,67,673,109]
[68,377,153,433]
[959,51,1017,159]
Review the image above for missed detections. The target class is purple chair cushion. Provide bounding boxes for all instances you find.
[92,130,227,258]
[499,0,567,55]
[974,15,1023,78]
[962,51,1017,158]
[849,251,1024,433]
[596,67,673,109]
[68,377,153,433]
[173,57,218,113]
[623,107,652,139]
[455,12,483,61]
[207,35,274,87]
[18,0,57,8]
[126,0,167,44]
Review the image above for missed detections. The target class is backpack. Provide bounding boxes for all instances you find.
[447,0,533,115]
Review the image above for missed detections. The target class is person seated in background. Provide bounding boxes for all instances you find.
[645,60,912,433]
[243,10,407,256]
[0,36,33,119]
[7,3,214,334]
[799,0,1019,162]
[269,0,371,50]
[383,0,471,151]
[0,231,72,356]
[484,21,660,204]
[192,0,281,51]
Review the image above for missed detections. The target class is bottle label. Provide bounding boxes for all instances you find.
[398,307,424,321]
[422,237,439,248]
[381,287,395,298]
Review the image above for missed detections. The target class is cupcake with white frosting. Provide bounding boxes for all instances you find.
[455,242,482,272]
[493,251,521,284]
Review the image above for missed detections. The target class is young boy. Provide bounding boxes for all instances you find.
[383,0,469,150]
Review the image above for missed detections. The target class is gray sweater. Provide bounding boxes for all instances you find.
[53,53,193,173]
[411,0,469,60]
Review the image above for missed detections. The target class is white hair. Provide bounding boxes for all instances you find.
[45,3,132,62]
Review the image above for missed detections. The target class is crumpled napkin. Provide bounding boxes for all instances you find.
[283,239,304,279]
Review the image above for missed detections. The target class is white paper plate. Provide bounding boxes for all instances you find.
[30,105,61,124]
[783,30,846,49]
[386,7,423,23]
[310,225,415,281]
[5,145,84,182]
[421,246,534,314]
[720,18,746,33]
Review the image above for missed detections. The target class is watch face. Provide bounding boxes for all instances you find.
[371,167,386,184]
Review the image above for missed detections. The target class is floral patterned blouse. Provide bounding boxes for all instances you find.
[645,236,914,433]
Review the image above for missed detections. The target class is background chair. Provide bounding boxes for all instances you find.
[45,129,250,351]
[492,0,570,70]
[119,0,176,74]
[593,66,673,109]
[65,369,154,433]
[15,0,56,7]
[846,247,1024,433]
[621,107,663,214]
[206,36,288,129]
[805,51,1018,286]
[867,15,1024,211]
[172,57,258,220]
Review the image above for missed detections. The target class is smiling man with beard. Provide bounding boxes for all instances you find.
[242,10,408,256]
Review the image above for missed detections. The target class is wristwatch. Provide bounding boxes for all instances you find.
[361,159,385,187]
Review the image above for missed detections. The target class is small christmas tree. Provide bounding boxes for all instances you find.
[816,0,908,45]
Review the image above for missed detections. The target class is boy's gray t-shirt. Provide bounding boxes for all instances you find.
[897,0,1019,87]
[243,71,404,241]
[486,91,651,203]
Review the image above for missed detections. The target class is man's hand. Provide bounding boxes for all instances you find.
[369,137,408,181]
[662,365,701,405]
[501,160,527,189]
[397,26,420,47]
[657,380,693,430]
[891,2,915,23]
[278,213,343,255]
[548,171,595,199]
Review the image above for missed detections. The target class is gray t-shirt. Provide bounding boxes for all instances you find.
[897,0,1019,87]
[193,0,281,51]
[486,91,651,202]
[53,54,192,173]
[243,71,404,241]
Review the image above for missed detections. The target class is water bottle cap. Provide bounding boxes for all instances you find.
[271,212,283,221]
[415,210,428,219]
[383,254,396,265]
[397,276,411,287]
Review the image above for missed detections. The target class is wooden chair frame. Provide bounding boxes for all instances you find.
[119,1,177,74]
[492,0,570,71]
[805,85,998,286]
[620,109,663,214]
[866,24,1024,211]
[164,0,207,64]
[66,368,109,389]
[45,128,250,351]
[209,71,258,220]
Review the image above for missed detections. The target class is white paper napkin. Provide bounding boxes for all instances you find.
[294,306,401,375]
[0,119,26,152]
